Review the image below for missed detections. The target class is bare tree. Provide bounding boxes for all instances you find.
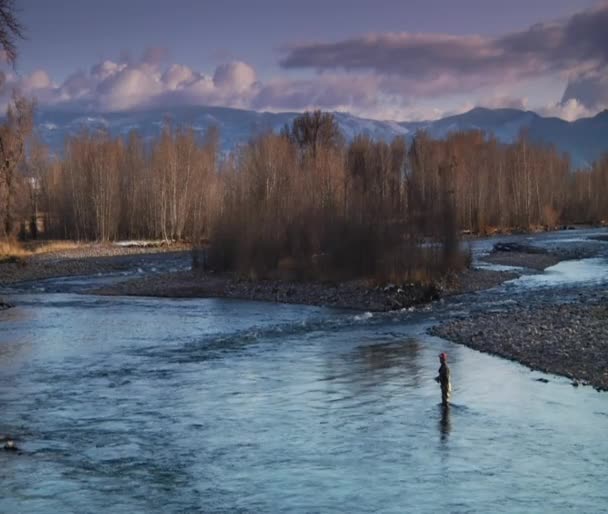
[0,93,33,236]
[24,135,49,238]
[0,0,24,67]
[36,111,608,283]
[289,110,343,159]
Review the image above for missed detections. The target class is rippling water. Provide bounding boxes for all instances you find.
[1,229,608,513]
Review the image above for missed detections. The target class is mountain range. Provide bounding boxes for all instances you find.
[34,106,608,168]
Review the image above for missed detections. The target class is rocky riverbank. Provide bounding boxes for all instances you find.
[92,271,441,311]
[0,243,190,286]
[3,233,603,315]
[68,237,592,311]
[91,266,518,312]
[431,288,608,390]
[0,238,522,312]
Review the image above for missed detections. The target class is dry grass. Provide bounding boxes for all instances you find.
[0,240,84,263]
[27,241,83,254]
[0,240,30,263]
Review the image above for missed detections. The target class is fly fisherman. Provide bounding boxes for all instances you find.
[435,352,451,406]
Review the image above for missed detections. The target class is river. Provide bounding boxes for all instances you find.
[1,229,608,513]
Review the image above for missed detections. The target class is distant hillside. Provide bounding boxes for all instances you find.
[33,105,608,168]
[404,107,608,168]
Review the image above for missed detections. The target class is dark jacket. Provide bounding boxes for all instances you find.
[437,363,450,389]
[437,363,451,404]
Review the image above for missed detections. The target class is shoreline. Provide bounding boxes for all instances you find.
[90,267,518,312]
[430,243,608,390]
[0,243,190,287]
[430,289,608,391]
[1,237,593,313]
[89,244,589,311]
[3,237,608,391]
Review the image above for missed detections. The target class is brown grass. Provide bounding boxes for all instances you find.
[28,241,83,254]
[0,240,84,263]
[0,240,30,263]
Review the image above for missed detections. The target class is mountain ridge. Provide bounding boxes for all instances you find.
[33,105,608,168]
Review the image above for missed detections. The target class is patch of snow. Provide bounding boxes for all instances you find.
[114,240,165,248]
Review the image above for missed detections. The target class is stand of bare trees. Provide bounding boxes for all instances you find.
[5,109,608,282]
[407,130,577,233]
[39,125,219,242]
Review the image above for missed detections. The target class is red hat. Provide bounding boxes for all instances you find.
[439,352,447,360]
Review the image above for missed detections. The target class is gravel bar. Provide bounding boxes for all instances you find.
[431,289,608,390]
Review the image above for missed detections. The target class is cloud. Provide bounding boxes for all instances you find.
[213,61,257,92]
[0,55,257,112]
[162,64,196,90]
[21,70,52,91]
[479,95,529,111]
[0,51,394,117]
[1,4,607,122]
[539,99,596,122]
[251,75,380,112]
[280,3,608,101]
[1,50,601,122]
[97,66,164,111]
[561,68,608,111]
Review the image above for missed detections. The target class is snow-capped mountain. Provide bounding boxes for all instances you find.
[35,106,410,156]
[404,107,608,168]
[34,106,608,168]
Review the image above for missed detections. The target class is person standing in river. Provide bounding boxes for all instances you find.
[436,352,451,406]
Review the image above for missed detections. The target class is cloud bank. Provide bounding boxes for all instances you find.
[2,4,607,121]
[2,52,394,117]
[280,3,608,115]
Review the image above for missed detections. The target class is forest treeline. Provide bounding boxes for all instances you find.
[2,105,607,281]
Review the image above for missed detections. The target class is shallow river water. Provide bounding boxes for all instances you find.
[1,229,608,513]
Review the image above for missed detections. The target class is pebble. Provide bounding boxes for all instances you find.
[0,245,189,285]
[3,440,18,452]
[431,290,608,391]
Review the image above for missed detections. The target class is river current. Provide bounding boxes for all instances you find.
[1,229,608,513]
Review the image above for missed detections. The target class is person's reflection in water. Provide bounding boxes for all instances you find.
[439,404,451,443]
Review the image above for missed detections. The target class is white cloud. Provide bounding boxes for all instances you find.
[539,99,596,122]
[96,66,163,111]
[22,70,53,90]
[561,69,608,111]
[280,4,608,100]
[0,43,605,122]
[479,95,529,111]
[162,64,196,90]
[0,52,388,116]
[91,60,127,81]
[213,61,257,92]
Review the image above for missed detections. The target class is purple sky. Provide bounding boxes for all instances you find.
[6,0,607,120]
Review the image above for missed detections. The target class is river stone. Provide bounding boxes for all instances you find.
[3,440,18,451]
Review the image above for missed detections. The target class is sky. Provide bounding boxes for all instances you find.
[3,0,607,121]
